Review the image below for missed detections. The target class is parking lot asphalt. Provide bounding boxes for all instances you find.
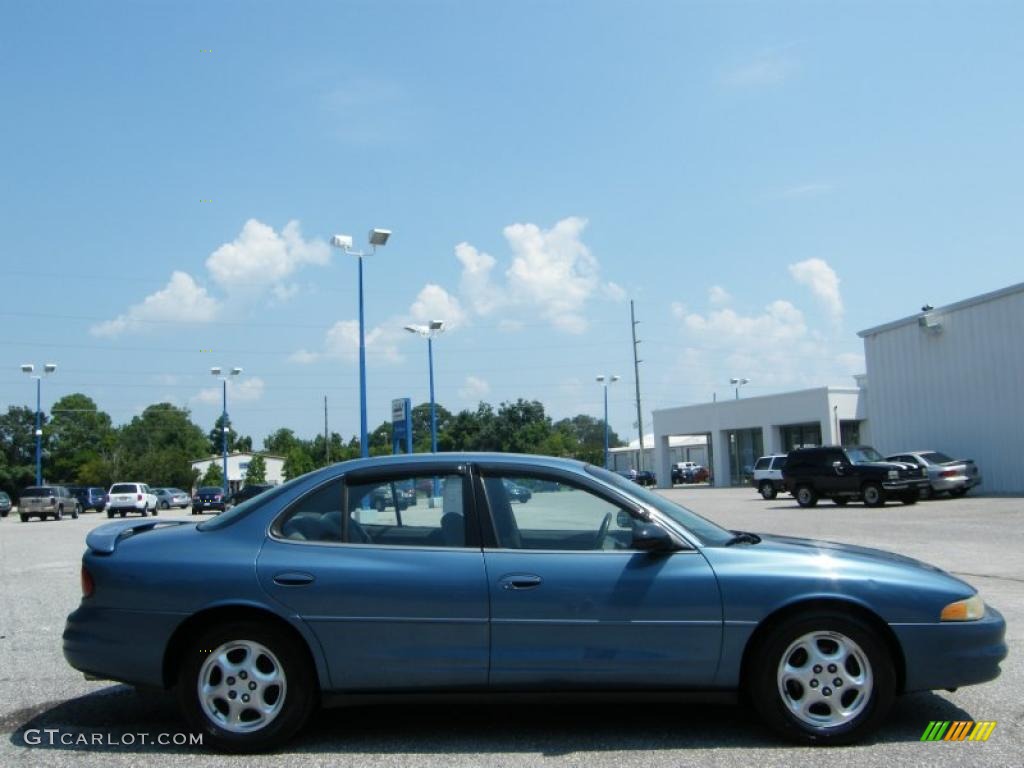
[1,489,1020,768]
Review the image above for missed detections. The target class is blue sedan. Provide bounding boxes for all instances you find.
[63,453,1006,752]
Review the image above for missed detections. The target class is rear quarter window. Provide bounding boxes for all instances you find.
[754,458,770,470]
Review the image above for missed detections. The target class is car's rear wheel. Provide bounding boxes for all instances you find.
[949,487,968,497]
[73,504,81,519]
[795,485,818,507]
[161,500,170,510]
[759,482,777,500]
[107,510,114,518]
[55,506,64,521]
[177,621,316,753]
[119,511,127,518]
[748,611,895,745]
[862,483,884,507]
[20,514,28,523]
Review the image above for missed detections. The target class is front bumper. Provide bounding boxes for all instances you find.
[882,479,929,491]
[893,605,1007,692]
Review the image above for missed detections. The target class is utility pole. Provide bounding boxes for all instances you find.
[324,396,330,464]
[630,300,645,471]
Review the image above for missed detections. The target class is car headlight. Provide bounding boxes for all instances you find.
[888,470,898,479]
[940,594,986,621]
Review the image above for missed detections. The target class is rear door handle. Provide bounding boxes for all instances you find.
[273,571,315,586]
[499,574,543,591]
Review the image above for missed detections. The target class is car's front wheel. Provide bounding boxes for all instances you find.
[862,483,884,507]
[759,481,777,500]
[748,611,895,745]
[72,504,81,519]
[177,622,316,753]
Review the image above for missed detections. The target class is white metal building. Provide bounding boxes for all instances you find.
[859,282,1024,493]
[652,385,868,489]
[190,452,285,493]
[609,434,708,474]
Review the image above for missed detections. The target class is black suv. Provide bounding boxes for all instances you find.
[225,484,273,508]
[782,445,929,507]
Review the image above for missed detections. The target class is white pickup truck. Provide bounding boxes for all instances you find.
[106,482,159,518]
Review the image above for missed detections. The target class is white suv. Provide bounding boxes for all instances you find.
[753,455,788,499]
[106,482,159,518]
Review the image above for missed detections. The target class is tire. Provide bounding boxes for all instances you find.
[949,487,968,497]
[759,482,778,500]
[73,504,81,519]
[177,621,316,753]
[107,510,114,519]
[119,511,127,518]
[833,498,850,506]
[862,483,884,507]
[747,610,895,745]
[900,493,917,506]
[152,508,159,516]
[20,514,28,523]
[161,501,170,510]
[56,506,64,521]
[795,485,818,508]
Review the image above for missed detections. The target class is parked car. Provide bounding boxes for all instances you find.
[753,455,788,499]
[225,484,273,509]
[192,486,227,515]
[19,485,80,522]
[69,486,107,513]
[63,453,1005,752]
[671,461,705,484]
[0,491,11,517]
[782,446,929,507]
[106,483,159,518]
[886,451,983,498]
[503,479,532,503]
[154,487,192,510]
[691,466,710,483]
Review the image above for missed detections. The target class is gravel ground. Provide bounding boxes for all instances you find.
[1,488,1020,768]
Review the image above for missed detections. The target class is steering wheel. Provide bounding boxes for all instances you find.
[594,511,612,549]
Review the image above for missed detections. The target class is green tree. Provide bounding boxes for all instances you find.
[282,446,315,480]
[0,406,47,495]
[410,402,453,453]
[46,394,117,483]
[208,414,251,455]
[263,428,302,456]
[119,404,208,488]
[200,462,224,487]
[244,454,267,484]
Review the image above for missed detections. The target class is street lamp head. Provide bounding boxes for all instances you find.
[210,366,222,376]
[404,324,427,336]
[231,367,243,376]
[596,375,605,383]
[21,364,34,374]
[369,228,391,247]
[611,375,620,383]
[428,320,445,332]
[44,363,57,374]
[330,234,353,250]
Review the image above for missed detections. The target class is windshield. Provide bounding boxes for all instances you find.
[919,451,955,464]
[586,465,733,546]
[110,484,138,494]
[846,446,885,463]
[198,487,223,494]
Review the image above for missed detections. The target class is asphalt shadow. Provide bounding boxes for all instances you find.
[6,685,974,755]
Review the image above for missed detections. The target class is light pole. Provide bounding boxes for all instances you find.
[596,375,620,469]
[404,321,445,453]
[20,363,56,485]
[331,228,391,458]
[211,366,242,495]
[730,377,750,400]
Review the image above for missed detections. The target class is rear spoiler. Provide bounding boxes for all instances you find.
[86,519,192,555]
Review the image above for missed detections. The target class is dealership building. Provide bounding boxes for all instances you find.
[653,281,1024,493]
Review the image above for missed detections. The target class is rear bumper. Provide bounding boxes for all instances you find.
[931,475,983,492]
[893,605,1007,692]
[63,604,187,688]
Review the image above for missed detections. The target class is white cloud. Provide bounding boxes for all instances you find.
[455,242,503,316]
[504,217,599,334]
[205,219,329,296]
[789,258,843,320]
[90,271,219,337]
[603,281,627,302]
[722,49,797,87]
[684,300,807,344]
[708,285,732,306]
[321,319,403,363]
[192,377,266,406]
[671,301,688,320]
[409,284,466,330]
[458,375,490,401]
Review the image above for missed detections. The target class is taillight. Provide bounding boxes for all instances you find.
[81,565,94,598]
[137,493,142,501]
[941,470,958,478]
[104,494,109,503]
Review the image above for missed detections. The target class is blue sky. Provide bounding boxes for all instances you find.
[2,1,1022,448]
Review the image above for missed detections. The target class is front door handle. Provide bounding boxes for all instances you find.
[273,571,315,586]
[499,574,543,591]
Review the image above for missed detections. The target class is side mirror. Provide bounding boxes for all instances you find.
[832,460,845,475]
[632,522,677,553]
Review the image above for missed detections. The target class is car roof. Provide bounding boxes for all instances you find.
[324,452,590,472]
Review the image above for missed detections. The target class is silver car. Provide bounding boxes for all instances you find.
[886,450,983,498]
